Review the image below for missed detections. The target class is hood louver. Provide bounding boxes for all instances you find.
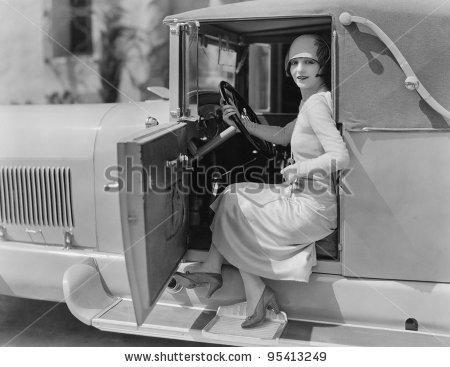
[0,167,74,228]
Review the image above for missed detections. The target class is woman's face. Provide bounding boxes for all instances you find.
[289,57,322,91]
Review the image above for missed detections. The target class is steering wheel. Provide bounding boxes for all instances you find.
[219,81,275,159]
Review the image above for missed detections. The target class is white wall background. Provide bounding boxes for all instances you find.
[0,0,243,105]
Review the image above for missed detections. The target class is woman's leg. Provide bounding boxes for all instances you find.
[191,243,224,274]
[175,243,224,298]
[239,270,265,314]
[239,270,280,327]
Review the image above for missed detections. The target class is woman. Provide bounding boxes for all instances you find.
[175,34,349,328]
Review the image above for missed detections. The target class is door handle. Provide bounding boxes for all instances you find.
[104,182,120,192]
[165,154,193,171]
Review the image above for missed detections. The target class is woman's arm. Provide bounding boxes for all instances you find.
[222,104,295,146]
[282,94,349,181]
[240,118,296,146]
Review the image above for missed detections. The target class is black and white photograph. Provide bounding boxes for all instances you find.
[0,0,449,364]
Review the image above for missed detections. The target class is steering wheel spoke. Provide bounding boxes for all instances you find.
[219,81,274,159]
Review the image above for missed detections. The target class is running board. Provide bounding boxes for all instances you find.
[91,299,450,346]
[202,302,287,344]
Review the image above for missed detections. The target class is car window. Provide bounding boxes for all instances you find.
[248,43,271,113]
[198,42,235,90]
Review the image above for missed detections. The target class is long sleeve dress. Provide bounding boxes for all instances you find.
[209,91,349,282]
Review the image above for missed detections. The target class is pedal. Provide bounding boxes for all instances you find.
[202,302,287,344]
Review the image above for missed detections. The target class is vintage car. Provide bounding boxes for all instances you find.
[1,0,449,346]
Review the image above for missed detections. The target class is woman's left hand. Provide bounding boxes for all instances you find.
[221,103,241,128]
[280,164,300,184]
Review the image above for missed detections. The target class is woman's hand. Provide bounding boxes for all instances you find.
[280,164,300,185]
[221,103,242,129]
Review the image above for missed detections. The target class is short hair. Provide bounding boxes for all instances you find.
[312,34,331,69]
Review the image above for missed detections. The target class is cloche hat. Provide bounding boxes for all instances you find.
[284,34,329,76]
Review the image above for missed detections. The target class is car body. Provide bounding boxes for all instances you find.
[0,0,449,346]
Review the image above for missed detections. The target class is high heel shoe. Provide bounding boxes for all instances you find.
[241,286,280,329]
[173,271,223,298]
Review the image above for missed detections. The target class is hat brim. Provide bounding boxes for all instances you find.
[288,52,318,63]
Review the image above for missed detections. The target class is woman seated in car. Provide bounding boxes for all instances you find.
[175,34,350,328]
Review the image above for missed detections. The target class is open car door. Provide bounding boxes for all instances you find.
[118,123,189,325]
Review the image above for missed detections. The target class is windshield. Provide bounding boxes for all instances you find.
[185,33,237,119]
[185,31,237,118]
[198,38,236,90]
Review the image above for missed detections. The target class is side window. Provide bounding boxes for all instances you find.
[44,0,93,59]
[248,43,271,112]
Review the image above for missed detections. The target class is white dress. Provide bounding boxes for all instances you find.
[210,91,349,282]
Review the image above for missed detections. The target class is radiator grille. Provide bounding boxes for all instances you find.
[0,167,74,227]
